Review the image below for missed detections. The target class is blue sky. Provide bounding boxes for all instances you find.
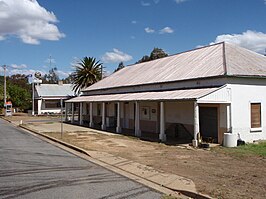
[0,0,266,78]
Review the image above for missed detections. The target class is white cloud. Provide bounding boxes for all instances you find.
[154,0,160,4]
[130,36,136,39]
[174,0,188,4]
[131,20,137,24]
[8,68,39,76]
[141,1,151,6]
[159,27,174,34]
[145,27,155,33]
[102,49,133,63]
[57,70,71,78]
[10,64,27,69]
[264,0,266,5]
[0,0,65,45]
[211,30,266,54]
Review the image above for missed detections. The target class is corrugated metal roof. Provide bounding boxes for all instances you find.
[84,42,266,92]
[35,84,75,97]
[225,43,266,76]
[66,87,219,103]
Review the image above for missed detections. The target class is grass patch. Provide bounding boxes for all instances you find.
[45,122,54,124]
[215,141,266,157]
[236,142,266,157]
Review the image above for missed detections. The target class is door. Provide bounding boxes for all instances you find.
[199,107,218,143]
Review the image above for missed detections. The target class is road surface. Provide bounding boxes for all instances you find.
[0,119,162,199]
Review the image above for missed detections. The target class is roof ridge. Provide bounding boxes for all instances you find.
[126,42,225,67]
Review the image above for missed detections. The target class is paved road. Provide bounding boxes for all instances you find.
[0,119,162,199]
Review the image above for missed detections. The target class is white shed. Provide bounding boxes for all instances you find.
[35,83,75,115]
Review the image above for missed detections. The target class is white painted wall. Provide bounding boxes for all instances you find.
[37,99,42,115]
[139,101,158,121]
[39,99,62,115]
[219,104,228,129]
[229,84,266,142]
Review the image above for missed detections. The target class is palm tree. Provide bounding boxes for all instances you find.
[72,57,102,93]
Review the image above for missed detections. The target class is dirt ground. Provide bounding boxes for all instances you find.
[4,114,266,199]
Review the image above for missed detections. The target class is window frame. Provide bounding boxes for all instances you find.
[250,101,263,132]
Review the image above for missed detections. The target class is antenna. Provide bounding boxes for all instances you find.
[49,54,52,68]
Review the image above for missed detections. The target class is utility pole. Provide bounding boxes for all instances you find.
[3,65,6,106]
[32,81,34,116]
[60,98,63,139]
[49,55,52,68]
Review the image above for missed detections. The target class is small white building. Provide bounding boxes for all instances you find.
[66,42,266,146]
[35,82,75,115]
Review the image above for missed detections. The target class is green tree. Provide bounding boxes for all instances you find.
[62,73,74,84]
[7,74,31,90]
[150,47,168,60]
[0,75,31,111]
[114,62,125,73]
[72,57,102,93]
[41,67,59,83]
[7,84,31,110]
[136,47,168,63]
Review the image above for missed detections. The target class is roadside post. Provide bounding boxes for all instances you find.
[61,98,63,139]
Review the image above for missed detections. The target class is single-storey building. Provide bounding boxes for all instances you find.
[66,42,266,146]
[34,81,76,115]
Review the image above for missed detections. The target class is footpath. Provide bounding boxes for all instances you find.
[2,116,212,199]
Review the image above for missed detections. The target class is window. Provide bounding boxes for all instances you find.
[251,103,261,128]
[45,100,61,109]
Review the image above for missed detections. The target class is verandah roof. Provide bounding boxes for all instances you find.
[66,87,220,103]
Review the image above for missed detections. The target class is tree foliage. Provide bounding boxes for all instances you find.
[41,67,59,83]
[72,57,102,93]
[62,73,74,84]
[136,47,168,64]
[150,48,168,60]
[0,75,31,110]
[114,62,125,73]
[7,74,31,90]
[7,84,31,110]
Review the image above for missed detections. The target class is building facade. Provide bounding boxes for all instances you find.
[35,82,75,115]
[66,42,266,146]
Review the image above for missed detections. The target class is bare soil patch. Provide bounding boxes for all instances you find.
[42,131,266,199]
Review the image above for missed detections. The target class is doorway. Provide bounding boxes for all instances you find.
[199,107,218,143]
